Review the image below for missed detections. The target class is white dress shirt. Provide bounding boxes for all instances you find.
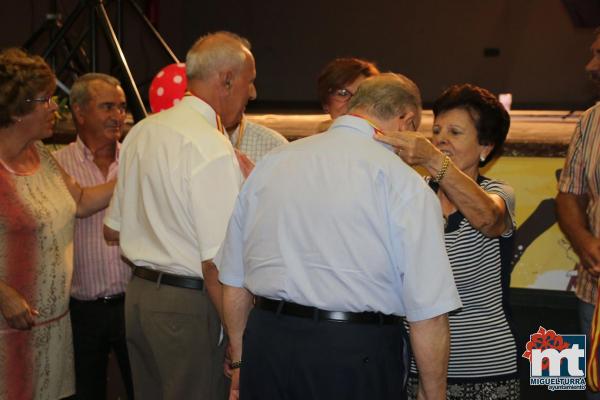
[105,96,243,278]
[217,115,462,321]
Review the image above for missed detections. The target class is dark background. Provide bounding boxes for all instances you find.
[2,0,600,111]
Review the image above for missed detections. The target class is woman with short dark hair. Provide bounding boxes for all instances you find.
[375,83,519,399]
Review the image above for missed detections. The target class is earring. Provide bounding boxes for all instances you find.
[480,155,486,162]
[15,118,22,123]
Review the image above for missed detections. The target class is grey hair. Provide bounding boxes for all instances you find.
[186,31,252,81]
[70,73,121,108]
[348,72,422,124]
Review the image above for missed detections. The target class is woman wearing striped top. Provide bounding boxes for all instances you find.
[375,84,518,399]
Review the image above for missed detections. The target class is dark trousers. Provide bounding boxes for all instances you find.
[240,308,407,400]
[70,297,134,400]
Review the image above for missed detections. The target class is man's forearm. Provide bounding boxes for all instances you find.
[223,285,253,362]
[556,192,592,251]
[202,260,224,320]
[409,314,450,400]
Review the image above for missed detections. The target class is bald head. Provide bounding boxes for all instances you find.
[186,31,252,81]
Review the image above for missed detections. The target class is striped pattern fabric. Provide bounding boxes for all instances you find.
[559,103,600,304]
[409,179,518,380]
[54,138,131,300]
[589,292,600,391]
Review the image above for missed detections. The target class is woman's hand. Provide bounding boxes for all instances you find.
[374,130,443,170]
[0,282,38,330]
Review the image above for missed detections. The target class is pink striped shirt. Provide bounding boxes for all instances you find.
[54,137,131,300]
[559,102,600,304]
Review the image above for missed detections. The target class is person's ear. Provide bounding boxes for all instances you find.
[221,70,234,91]
[72,104,85,126]
[479,144,494,163]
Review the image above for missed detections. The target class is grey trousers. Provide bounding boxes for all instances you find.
[125,274,227,400]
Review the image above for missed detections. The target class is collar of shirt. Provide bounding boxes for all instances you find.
[74,135,120,164]
[329,114,396,153]
[181,94,224,133]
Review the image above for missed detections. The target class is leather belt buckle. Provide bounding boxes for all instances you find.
[100,293,125,304]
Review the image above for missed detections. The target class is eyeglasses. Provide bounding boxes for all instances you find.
[329,87,355,101]
[26,96,56,106]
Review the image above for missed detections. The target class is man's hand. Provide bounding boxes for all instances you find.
[576,236,600,273]
[229,369,240,400]
[224,342,233,378]
[103,224,120,243]
[0,283,38,330]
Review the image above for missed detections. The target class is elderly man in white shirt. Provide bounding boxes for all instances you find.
[104,31,254,399]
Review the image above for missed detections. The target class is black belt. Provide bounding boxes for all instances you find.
[254,296,402,325]
[71,293,125,304]
[133,266,204,290]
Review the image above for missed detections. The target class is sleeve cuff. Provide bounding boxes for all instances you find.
[103,216,121,232]
[405,298,463,322]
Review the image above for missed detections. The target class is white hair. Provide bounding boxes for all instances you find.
[186,31,252,81]
[348,72,422,123]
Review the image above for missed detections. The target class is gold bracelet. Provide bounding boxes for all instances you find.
[432,155,450,183]
[230,360,243,369]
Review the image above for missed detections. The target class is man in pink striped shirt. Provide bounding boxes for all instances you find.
[54,73,133,400]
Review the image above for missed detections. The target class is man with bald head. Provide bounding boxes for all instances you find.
[104,31,253,399]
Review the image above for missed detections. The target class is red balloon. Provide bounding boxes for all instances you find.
[148,63,188,113]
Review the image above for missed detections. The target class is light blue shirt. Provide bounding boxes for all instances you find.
[217,115,461,321]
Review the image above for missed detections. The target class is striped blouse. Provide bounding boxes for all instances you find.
[558,103,600,304]
[409,177,518,380]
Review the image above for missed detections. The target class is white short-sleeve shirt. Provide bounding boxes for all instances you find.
[105,96,243,278]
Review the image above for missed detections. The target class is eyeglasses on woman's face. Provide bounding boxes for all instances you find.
[328,87,355,102]
[26,95,56,107]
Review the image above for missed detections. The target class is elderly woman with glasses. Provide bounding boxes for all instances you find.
[317,57,379,121]
[375,83,519,399]
[0,48,114,399]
